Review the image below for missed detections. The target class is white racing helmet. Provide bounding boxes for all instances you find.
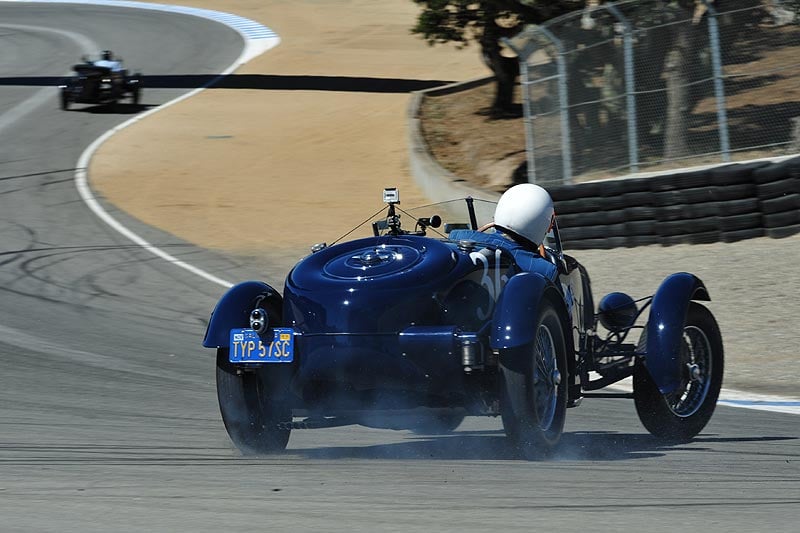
[494,183,554,246]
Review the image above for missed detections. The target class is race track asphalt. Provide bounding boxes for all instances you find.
[0,3,798,532]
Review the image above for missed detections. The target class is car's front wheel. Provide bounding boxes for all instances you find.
[216,348,292,454]
[500,300,568,459]
[633,302,724,442]
[60,89,70,110]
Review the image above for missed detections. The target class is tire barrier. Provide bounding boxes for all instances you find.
[549,156,800,249]
[407,85,799,250]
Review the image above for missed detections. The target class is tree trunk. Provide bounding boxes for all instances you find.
[480,17,520,116]
[485,53,520,115]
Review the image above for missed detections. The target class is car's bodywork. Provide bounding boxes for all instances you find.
[204,190,724,457]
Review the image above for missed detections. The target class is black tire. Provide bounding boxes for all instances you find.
[753,158,800,184]
[764,209,800,228]
[60,90,70,110]
[657,204,694,222]
[718,213,762,232]
[633,302,724,442]
[553,197,605,216]
[718,198,759,216]
[760,193,800,215]
[558,209,626,227]
[766,223,800,239]
[653,190,684,207]
[721,227,763,243]
[624,220,656,235]
[650,178,680,193]
[549,184,587,202]
[619,191,653,207]
[681,186,718,204]
[132,86,140,106]
[215,298,292,454]
[500,300,568,459]
[216,349,292,454]
[714,183,755,202]
[659,234,689,246]
[625,234,660,247]
[661,169,710,189]
[657,216,718,236]
[624,206,657,221]
[686,230,721,245]
[559,226,605,241]
[598,195,628,210]
[565,236,626,250]
[709,162,767,185]
[757,177,799,200]
[560,223,626,241]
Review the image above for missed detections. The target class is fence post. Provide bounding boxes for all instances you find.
[503,36,539,183]
[535,25,572,184]
[606,4,638,174]
[519,61,538,183]
[703,0,731,162]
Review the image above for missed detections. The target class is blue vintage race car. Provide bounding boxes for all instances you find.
[203,186,724,458]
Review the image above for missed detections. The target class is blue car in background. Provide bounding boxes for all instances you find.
[203,187,724,458]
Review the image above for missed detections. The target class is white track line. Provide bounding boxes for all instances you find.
[3,1,796,414]
[610,378,800,415]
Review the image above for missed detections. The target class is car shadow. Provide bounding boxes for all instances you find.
[292,430,797,461]
[2,74,456,94]
[65,103,156,114]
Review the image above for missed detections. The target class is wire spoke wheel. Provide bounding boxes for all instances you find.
[634,302,724,442]
[532,324,559,431]
[665,326,713,417]
[501,299,568,459]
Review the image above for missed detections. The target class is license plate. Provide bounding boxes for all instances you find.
[229,328,294,363]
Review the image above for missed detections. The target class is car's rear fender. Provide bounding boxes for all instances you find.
[645,272,710,394]
[202,281,283,348]
[490,272,566,351]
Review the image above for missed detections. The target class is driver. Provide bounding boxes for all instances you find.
[93,50,123,72]
[491,183,555,252]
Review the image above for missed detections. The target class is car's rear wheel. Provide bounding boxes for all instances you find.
[216,348,292,454]
[60,90,70,110]
[633,302,724,442]
[500,300,568,459]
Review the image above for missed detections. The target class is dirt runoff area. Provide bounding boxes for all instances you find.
[90,0,487,258]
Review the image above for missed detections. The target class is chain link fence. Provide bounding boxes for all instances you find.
[504,0,800,185]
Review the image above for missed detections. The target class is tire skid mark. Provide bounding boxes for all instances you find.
[2,244,202,324]
[0,218,37,268]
